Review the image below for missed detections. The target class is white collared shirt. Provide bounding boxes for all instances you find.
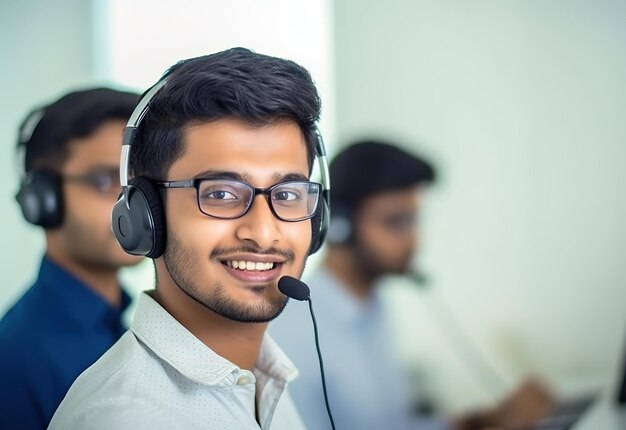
[49,292,306,430]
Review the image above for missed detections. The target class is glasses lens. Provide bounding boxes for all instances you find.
[271,182,320,221]
[92,170,121,193]
[379,213,417,233]
[197,180,253,218]
[64,169,121,195]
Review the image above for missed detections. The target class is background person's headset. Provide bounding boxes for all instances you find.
[326,203,355,245]
[15,108,65,229]
[111,74,331,259]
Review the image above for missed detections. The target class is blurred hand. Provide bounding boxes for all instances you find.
[489,377,555,429]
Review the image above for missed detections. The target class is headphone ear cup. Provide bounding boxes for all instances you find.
[111,176,166,258]
[309,197,329,255]
[326,205,353,246]
[15,170,63,228]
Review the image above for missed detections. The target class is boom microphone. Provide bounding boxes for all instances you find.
[278,276,337,430]
[278,276,310,301]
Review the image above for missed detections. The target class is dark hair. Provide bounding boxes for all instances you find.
[19,87,140,171]
[330,139,436,213]
[130,47,322,180]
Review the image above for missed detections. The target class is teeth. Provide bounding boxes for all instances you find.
[226,261,274,271]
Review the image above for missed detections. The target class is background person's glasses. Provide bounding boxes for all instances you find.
[63,169,121,195]
[370,212,418,234]
[157,178,321,222]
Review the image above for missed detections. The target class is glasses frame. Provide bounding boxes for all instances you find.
[157,178,321,222]
[63,170,121,195]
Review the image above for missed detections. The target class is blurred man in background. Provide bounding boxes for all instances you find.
[0,88,142,430]
[271,140,553,430]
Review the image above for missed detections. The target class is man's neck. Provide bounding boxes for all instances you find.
[153,263,266,371]
[324,246,377,302]
[45,249,121,307]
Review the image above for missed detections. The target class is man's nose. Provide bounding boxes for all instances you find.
[234,195,282,249]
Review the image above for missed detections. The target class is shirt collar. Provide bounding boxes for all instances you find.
[38,255,131,330]
[256,333,299,383]
[130,292,298,386]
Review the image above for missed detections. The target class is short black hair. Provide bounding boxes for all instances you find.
[330,139,436,213]
[130,47,322,180]
[19,87,140,171]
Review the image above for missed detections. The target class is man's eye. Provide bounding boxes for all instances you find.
[93,175,114,190]
[204,190,238,200]
[274,190,301,201]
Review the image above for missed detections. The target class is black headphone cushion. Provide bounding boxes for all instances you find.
[326,203,355,246]
[112,176,166,258]
[309,198,329,255]
[15,170,64,228]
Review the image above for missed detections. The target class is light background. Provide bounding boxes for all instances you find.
[1,0,624,414]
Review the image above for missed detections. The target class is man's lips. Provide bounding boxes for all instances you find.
[221,261,284,283]
[218,254,286,283]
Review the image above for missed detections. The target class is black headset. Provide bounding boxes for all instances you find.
[111,75,331,259]
[326,204,354,245]
[15,108,65,229]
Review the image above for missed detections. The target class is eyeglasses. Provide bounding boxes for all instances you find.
[370,212,418,233]
[157,178,321,222]
[63,169,121,195]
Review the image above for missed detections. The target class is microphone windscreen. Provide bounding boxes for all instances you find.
[278,276,310,301]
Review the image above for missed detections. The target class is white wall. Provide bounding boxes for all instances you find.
[0,0,96,315]
[334,0,626,413]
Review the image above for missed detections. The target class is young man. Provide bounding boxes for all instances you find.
[49,48,326,430]
[0,88,142,430]
[271,140,553,430]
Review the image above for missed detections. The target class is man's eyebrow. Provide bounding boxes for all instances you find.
[192,170,308,183]
[192,170,243,181]
[276,172,308,182]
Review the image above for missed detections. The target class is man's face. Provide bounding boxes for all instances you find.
[159,119,312,323]
[54,119,142,269]
[352,186,421,277]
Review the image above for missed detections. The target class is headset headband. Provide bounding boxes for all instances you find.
[16,108,46,179]
[119,78,330,209]
[119,79,169,210]
[314,128,331,197]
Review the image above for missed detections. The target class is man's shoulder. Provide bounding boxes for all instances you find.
[0,278,68,340]
[0,303,52,382]
[62,331,141,390]
[0,283,79,377]
[52,330,178,410]
[50,390,181,430]
[0,282,41,326]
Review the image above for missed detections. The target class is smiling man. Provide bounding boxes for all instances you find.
[49,48,325,430]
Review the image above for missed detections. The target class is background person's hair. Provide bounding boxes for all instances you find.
[20,88,140,172]
[330,139,436,214]
[130,47,322,180]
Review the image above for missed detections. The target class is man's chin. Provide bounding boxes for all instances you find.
[211,296,289,324]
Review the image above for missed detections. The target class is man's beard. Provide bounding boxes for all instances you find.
[162,232,295,323]
[352,240,412,281]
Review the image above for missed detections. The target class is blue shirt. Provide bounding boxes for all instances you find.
[0,256,131,430]
[269,267,450,430]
